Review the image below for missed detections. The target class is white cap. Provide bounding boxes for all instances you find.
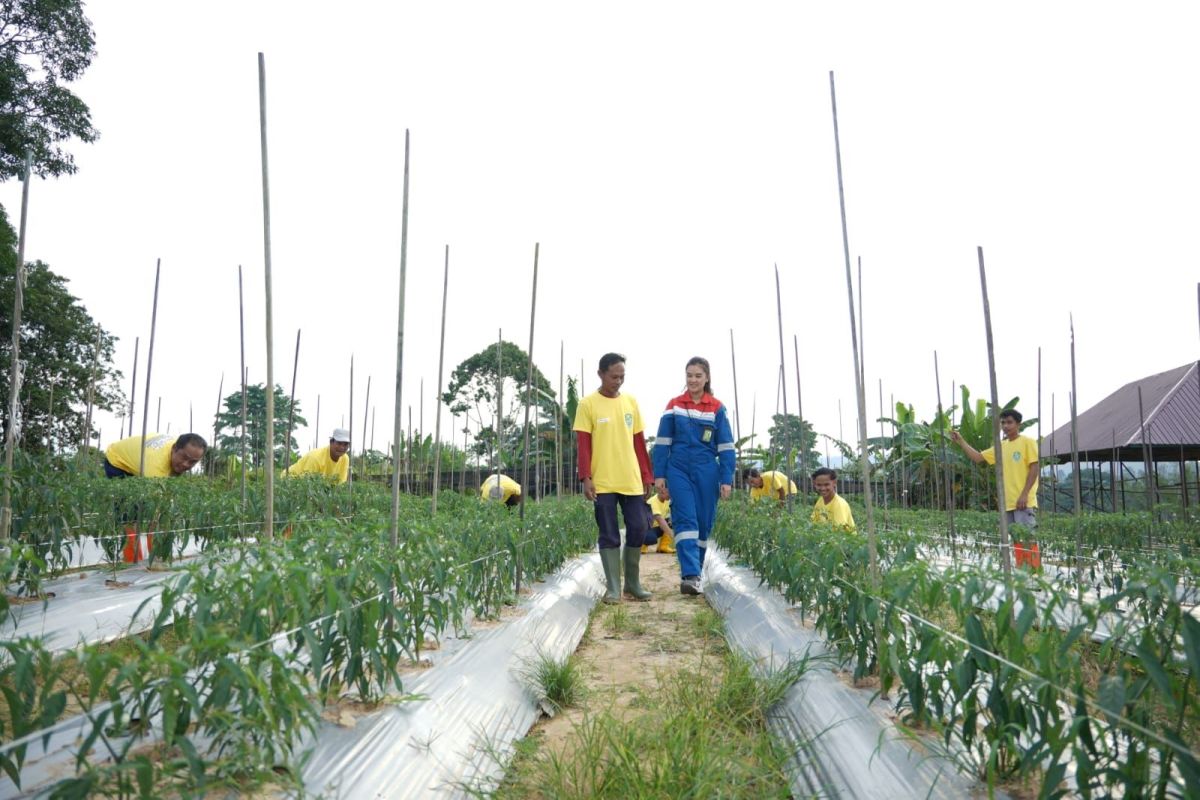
[331,428,351,443]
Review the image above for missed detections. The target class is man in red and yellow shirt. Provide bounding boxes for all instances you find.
[574,352,654,604]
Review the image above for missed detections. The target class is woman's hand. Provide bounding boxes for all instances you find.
[654,477,667,493]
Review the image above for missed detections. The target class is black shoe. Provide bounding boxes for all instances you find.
[680,576,701,596]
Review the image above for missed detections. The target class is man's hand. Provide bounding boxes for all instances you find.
[949,430,964,445]
[720,484,732,501]
[1016,492,1029,511]
[582,477,597,502]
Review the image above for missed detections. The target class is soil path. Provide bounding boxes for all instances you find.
[528,548,721,758]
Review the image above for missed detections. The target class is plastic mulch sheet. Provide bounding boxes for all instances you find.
[703,548,980,800]
[293,550,602,798]
[0,551,603,798]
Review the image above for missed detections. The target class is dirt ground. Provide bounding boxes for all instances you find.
[528,549,723,758]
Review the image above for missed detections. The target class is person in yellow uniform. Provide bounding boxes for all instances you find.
[102,433,207,562]
[286,428,351,484]
[743,468,798,503]
[103,433,207,478]
[480,473,522,508]
[810,467,856,532]
[642,484,675,554]
[574,352,654,604]
[950,408,1040,567]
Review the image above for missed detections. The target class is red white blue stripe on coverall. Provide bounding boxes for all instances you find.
[651,393,736,579]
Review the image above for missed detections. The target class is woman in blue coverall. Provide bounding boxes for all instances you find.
[651,357,735,595]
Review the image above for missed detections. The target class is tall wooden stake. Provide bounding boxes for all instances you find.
[977,246,1014,585]
[348,356,354,511]
[729,331,739,489]
[0,150,33,541]
[773,266,792,507]
[388,129,411,548]
[284,329,301,474]
[155,396,162,432]
[238,266,247,510]
[557,341,564,497]
[518,244,539,598]
[1037,346,1043,507]
[126,337,139,440]
[829,72,880,624]
[210,374,223,476]
[361,375,371,486]
[138,260,162,477]
[934,351,955,539]
[495,330,504,484]
[432,244,451,513]
[1069,318,1083,580]
[794,334,808,496]
[258,52,276,540]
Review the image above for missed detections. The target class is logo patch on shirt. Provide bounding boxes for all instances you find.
[1012,452,1021,462]
[624,413,633,428]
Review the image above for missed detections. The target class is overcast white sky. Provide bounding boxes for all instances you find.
[2,1,1198,463]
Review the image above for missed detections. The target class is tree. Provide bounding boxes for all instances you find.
[214,384,306,469]
[766,413,820,473]
[443,340,557,469]
[0,0,98,179]
[0,207,122,453]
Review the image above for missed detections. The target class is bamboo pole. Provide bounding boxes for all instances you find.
[495,330,503,484]
[878,379,887,512]
[0,150,32,541]
[431,245,450,513]
[405,406,412,493]
[557,341,564,497]
[519,245,540,563]
[155,397,161,433]
[348,356,354,510]
[934,351,955,539]
[238,266,247,510]
[1137,386,1154,514]
[126,337,139,440]
[418,379,423,493]
[137,260,162,477]
[730,329,742,488]
[313,394,320,451]
[1069,317,1083,578]
[284,329,301,474]
[258,52,276,540]
[829,72,880,617]
[1037,346,1043,507]
[389,129,411,548]
[794,335,807,497]
[80,326,101,455]
[210,374,223,477]
[46,377,55,456]
[370,405,376,479]
[773,266,794,507]
[977,246,1014,585]
[360,376,371,482]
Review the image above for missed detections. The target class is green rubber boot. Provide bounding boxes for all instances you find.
[599,547,622,605]
[623,546,652,601]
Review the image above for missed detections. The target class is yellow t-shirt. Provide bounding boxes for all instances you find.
[647,494,671,528]
[573,391,645,495]
[750,471,798,501]
[286,445,349,484]
[105,434,177,477]
[981,434,1040,511]
[812,494,856,532]
[481,474,521,503]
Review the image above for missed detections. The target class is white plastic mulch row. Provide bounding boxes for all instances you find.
[702,548,982,800]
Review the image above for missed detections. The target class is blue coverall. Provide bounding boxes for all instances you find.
[651,393,736,579]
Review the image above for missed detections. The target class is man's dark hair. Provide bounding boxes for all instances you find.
[999,409,1023,424]
[741,467,761,480]
[504,494,520,508]
[174,433,208,451]
[812,467,837,481]
[598,352,626,373]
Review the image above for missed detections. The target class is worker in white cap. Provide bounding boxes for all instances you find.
[285,428,351,484]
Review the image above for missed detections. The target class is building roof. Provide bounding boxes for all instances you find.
[1041,361,1200,462]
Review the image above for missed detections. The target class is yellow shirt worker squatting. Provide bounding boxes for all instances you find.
[743,468,799,502]
[810,467,856,533]
[480,474,522,507]
[286,428,351,484]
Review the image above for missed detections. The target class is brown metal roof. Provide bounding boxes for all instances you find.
[1041,361,1200,462]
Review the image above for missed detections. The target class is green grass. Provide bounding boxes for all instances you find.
[521,652,586,714]
[495,649,808,799]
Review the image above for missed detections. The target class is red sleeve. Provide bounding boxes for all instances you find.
[633,431,652,486]
[576,431,592,480]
